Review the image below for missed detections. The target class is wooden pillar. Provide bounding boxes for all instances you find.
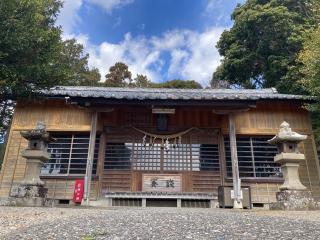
[218,130,226,186]
[96,132,106,198]
[84,111,98,205]
[228,113,243,209]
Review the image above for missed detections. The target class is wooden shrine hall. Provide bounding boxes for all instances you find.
[0,86,320,208]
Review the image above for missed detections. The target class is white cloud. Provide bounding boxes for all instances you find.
[57,0,225,87]
[87,0,134,13]
[180,28,223,86]
[56,0,83,35]
[167,49,189,77]
[70,27,224,86]
[57,0,134,36]
[204,0,244,27]
[76,33,162,82]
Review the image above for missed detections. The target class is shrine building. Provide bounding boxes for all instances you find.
[0,86,319,208]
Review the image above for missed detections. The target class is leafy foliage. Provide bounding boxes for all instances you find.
[0,100,13,169]
[0,0,64,99]
[298,26,320,143]
[299,26,320,97]
[59,39,101,86]
[0,101,14,141]
[0,0,101,161]
[152,79,202,89]
[104,62,132,87]
[0,0,101,98]
[104,62,202,89]
[213,0,319,92]
[134,74,152,88]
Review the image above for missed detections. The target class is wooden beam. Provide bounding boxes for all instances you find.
[84,111,98,205]
[70,97,258,107]
[228,113,243,209]
[152,108,175,114]
[91,108,114,113]
[212,107,253,115]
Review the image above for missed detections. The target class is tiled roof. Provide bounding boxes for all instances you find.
[45,86,313,101]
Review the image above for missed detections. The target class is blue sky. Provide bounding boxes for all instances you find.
[57,0,244,86]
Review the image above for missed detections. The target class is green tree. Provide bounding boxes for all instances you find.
[299,26,320,98]
[60,39,101,86]
[103,64,202,89]
[153,80,202,89]
[0,0,64,166]
[213,0,319,92]
[104,62,132,87]
[0,0,65,99]
[298,26,320,143]
[0,0,101,166]
[0,100,13,166]
[133,74,152,88]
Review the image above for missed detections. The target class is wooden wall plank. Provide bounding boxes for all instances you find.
[0,131,23,198]
[302,136,320,200]
[12,102,95,131]
[221,102,312,135]
[43,179,98,200]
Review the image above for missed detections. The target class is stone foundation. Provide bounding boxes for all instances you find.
[9,184,49,207]
[270,190,320,210]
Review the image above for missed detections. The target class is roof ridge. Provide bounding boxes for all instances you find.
[53,86,277,93]
[45,86,314,102]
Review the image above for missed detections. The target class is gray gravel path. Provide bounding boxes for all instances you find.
[1,207,320,240]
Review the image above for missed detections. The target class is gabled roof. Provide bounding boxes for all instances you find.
[45,86,312,102]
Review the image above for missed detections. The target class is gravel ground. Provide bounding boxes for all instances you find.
[1,207,320,240]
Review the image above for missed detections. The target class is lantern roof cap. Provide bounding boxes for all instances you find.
[268,121,307,145]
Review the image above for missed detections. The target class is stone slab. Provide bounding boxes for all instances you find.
[8,184,49,207]
[270,190,320,210]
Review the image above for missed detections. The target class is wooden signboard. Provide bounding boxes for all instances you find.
[142,174,182,192]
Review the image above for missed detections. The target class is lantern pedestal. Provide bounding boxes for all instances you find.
[274,153,306,191]
[20,150,51,186]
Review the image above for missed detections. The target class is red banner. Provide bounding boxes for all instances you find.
[73,179,84,203]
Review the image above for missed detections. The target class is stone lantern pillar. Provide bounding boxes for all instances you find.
[268,121,319,210]
[9,122,54,206]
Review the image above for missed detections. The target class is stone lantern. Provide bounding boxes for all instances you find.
[268,121,307,191]
[268,121,319,210]
[10,122,54,206]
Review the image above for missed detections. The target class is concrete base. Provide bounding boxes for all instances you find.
[233,200,243,209]
[270,190,320,210]
[210,200,219,208]
[87,199,112,207]
[9,184,49,207]
[142,198,146,208]
[96,196,219,208]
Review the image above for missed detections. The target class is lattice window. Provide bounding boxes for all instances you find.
[104,142,219,172]
[134,143,161,171]
[193,144,220,171]
[225,136,281,178]
[163,144,219,171]
[104,143,133,170]
[40,133,99,176]
[163,144,191,171]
